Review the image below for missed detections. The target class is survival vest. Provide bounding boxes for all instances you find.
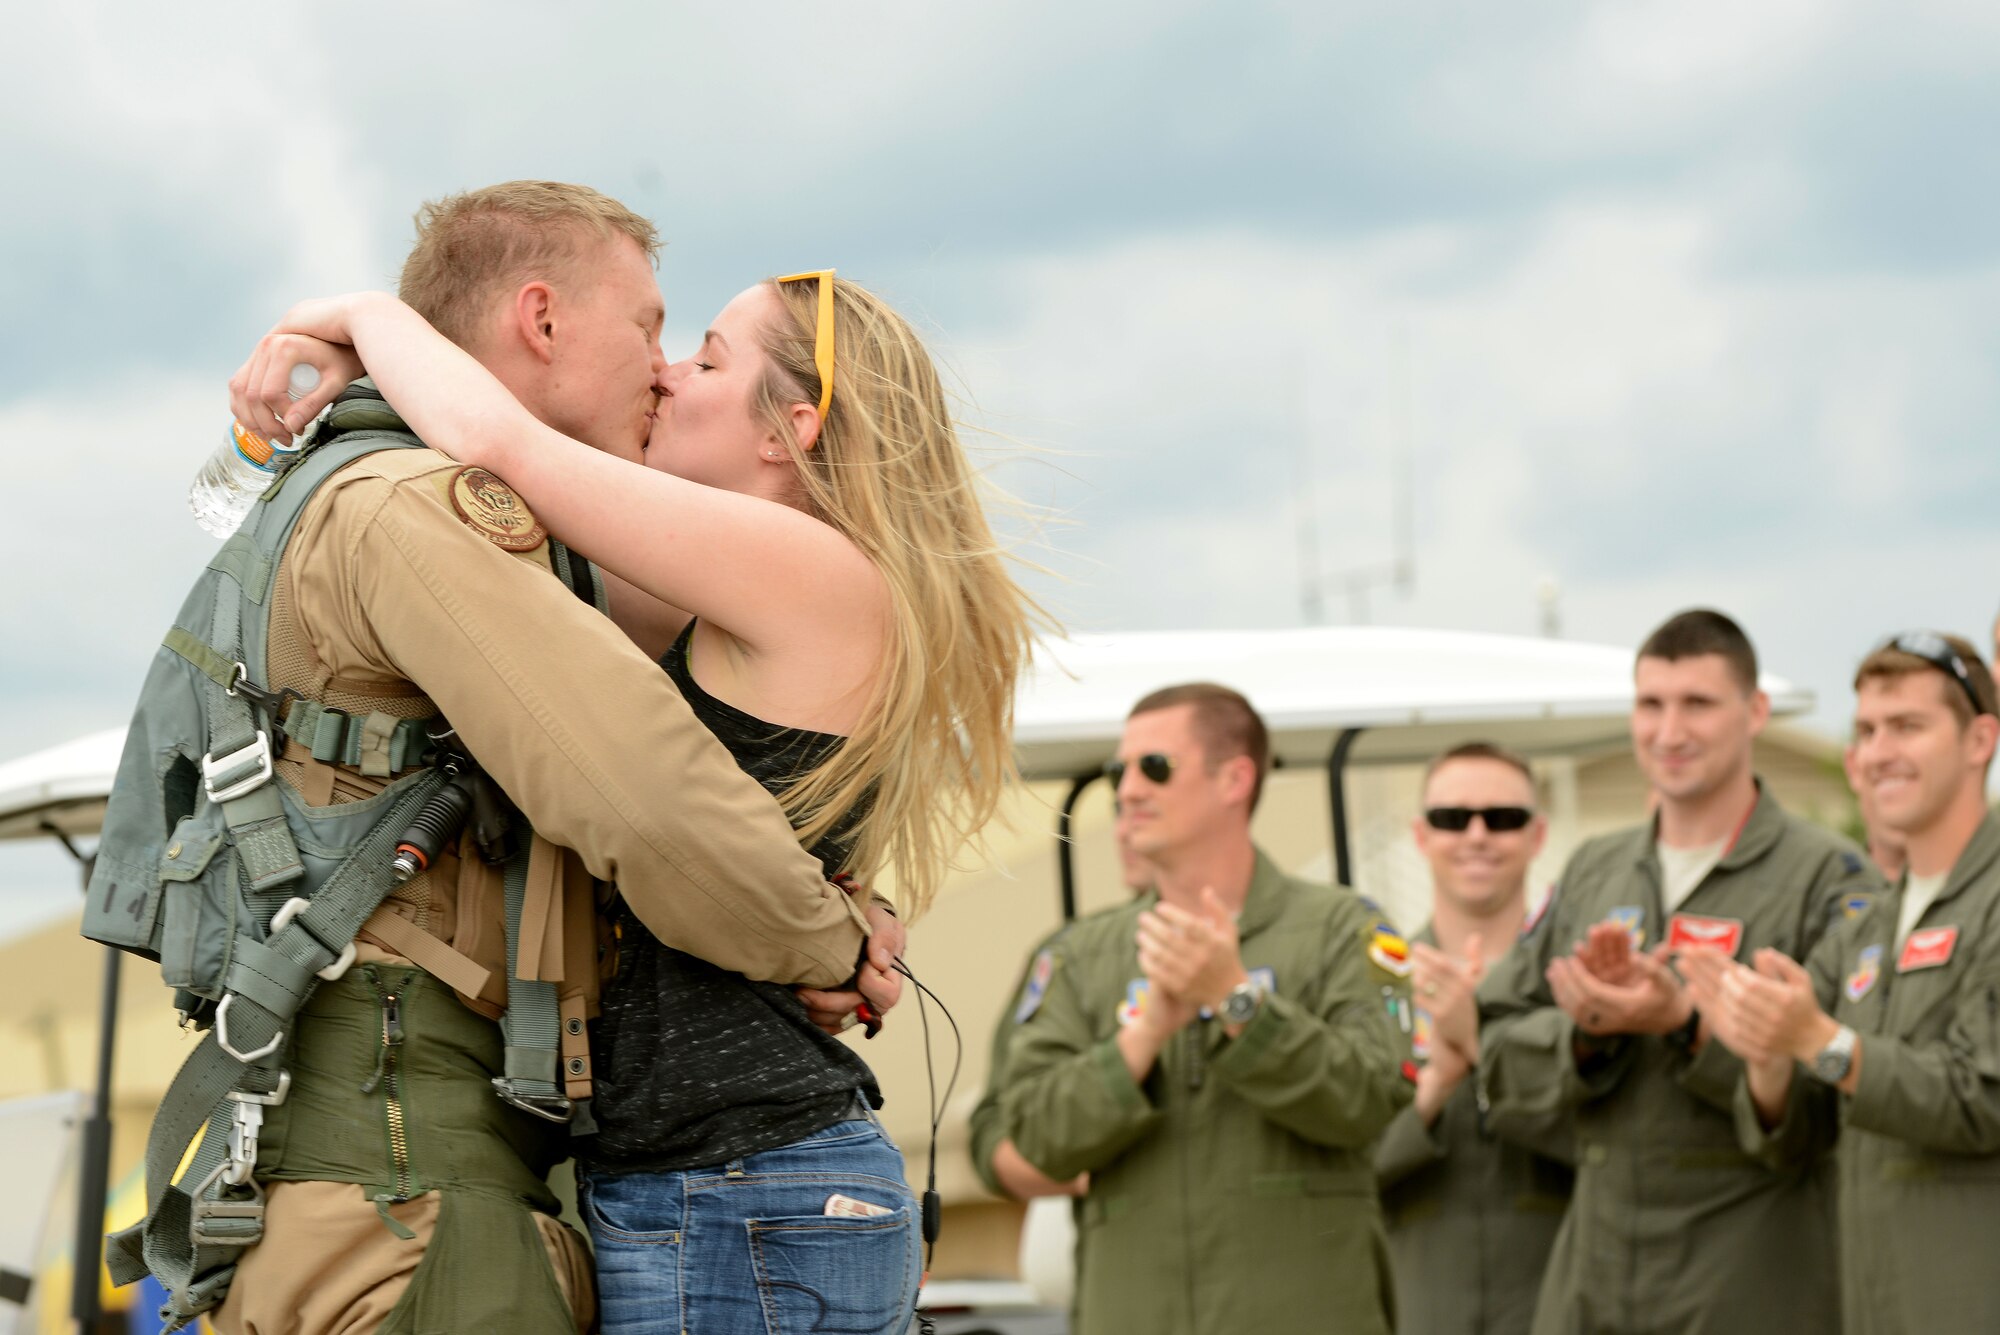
[82,387,585,1330]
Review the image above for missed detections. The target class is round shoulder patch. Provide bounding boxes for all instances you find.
[448,467,547,551]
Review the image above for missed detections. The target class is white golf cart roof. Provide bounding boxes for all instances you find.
[0,627,1813,843]
[1015,626,1811,781]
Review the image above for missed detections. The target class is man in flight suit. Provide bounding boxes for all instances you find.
[1375,743,1573,1335]
[208,181,897,1334]
[1001,683,1414,1335]
[1477,609,1879,1334]
[1683,632,2000,1335]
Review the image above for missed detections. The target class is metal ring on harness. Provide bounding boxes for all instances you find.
[212,995,284,1064]
[269,897,357,981]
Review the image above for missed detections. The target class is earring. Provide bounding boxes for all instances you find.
[764,449,785,461]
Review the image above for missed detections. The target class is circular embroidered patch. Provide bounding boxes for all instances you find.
[448,467,547,551]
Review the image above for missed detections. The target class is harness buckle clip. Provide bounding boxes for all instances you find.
[492,1079,575,1124]
[201,732,274,804]
[269,897,356,981]
[188,1167,266,1249]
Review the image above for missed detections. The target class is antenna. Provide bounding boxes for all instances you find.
[1298,328,1419,625]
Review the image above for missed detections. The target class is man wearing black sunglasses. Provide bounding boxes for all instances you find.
[1476,609,1880,1335]
[1376,742,1573,1335]
[1682,631,2000,1335]
[1001,682,1414,1335]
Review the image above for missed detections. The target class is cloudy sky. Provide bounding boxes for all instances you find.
[5,1,2000,921]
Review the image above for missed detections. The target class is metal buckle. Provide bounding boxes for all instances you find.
[201,732,274,803]
[269,897,356,981]
[188,1161,266,1247]
[212,995,284,1064]
[221,1072,290,1185]
[492,1079,575,1123]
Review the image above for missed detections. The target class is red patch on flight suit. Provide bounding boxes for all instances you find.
[1898,926,1959,973]
[1668,914,1745,958]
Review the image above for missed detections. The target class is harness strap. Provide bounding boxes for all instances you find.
[358,906,505,1008]
[284,700,433,775]
[493,839,570,1121]
[132,770,446,1328]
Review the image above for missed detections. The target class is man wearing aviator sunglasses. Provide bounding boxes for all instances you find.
[1001,682,1414,1335]
[1680,631,2000,1335]
[1476,609,1881,1335]
[1377,743,1571,1335]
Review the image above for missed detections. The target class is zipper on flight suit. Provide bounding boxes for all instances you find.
[361,967,415,1216]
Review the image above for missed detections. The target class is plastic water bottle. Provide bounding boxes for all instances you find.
[188,365,323,538]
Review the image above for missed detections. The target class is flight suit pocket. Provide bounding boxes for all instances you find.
[157,811,234,991]
[1250,1171,1366,1198]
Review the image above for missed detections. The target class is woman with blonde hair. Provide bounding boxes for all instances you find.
[233,270,1038,1335]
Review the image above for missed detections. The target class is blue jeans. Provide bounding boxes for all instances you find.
[581,1115,922,1335]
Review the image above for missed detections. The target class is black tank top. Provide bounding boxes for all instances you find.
[584,623,878,1172]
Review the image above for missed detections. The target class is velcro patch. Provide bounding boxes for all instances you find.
[1899,926,1959,973]
[1668,914,1745,958]
[1368,924,1412,978]
[1605,906,1647,948]
[1845,944,1882,1002]
[449,467,547,551]
[1013,950,1055,1024]
[1117,978,1151,1028]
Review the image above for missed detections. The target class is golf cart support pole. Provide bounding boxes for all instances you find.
[1326,728,1365,887]
[1056,771,1099,923]
[44,822,111,1335]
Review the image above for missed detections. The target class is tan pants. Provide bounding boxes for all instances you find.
[212,1181,596,1335]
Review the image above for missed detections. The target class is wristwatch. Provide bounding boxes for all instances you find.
[1220,979,1265,1026]
[1810,1025,1858,1084]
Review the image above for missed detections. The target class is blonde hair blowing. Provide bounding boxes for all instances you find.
[398,180,661,348]
[755,275,1043,920]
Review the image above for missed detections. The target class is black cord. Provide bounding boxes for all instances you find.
[892,956,961,1335]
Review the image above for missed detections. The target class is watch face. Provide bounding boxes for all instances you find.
[1222,987,1259,1024]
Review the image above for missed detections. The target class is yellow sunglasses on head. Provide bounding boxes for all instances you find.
[775,268,836,418]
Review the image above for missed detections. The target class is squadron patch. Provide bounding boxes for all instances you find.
[1014,950,1055,1024]
[1841,894,1874,921]
[1899,926,1959,973]
[1117,978,1152,1028]
[1605,906,1647,949]
[448,467,547,551]
[1845,944,1882,1002]
[1668,914,1744,958]
[1368,923,1413,978]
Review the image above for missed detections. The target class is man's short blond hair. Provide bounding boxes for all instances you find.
[398,181,660,348]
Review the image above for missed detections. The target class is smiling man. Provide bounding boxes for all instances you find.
[1475,609,1880,1335]
[1682,631,2000,1335]
[1000,682,1413,1335]
[1375,742,1573,1335]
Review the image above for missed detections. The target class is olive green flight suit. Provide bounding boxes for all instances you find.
[1376,924,1575,1335]
[1743,810,2000,1335]
[970,923,1073,1197]
[1002,851,1415,1335]
[1477,786,1879,1335]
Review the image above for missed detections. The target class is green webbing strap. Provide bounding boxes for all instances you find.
[206,535,271,607]
[162,629,238,693]
[128,769,446,1328]
[493,845,568,1118]
[283,701,433,775]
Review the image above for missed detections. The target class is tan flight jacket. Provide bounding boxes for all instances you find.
[265,446,870,1098]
